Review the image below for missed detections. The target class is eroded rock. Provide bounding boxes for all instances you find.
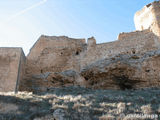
[20,70,86,92]
[81,50,160,90]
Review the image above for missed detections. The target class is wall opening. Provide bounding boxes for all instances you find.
[132,50,136,54]
[145,69,150,72]
[76,51,79,55]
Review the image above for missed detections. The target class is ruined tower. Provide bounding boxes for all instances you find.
[134,1,160,36]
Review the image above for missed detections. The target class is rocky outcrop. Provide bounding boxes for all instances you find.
[20,70,86,92]
[81,49,160,90]
[21,49,160,92]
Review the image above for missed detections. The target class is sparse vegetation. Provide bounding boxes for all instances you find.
[0,86,160,120]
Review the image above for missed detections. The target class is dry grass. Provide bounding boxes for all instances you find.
[0,86,160,120]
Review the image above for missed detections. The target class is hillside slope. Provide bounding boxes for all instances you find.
[0,86,160,120]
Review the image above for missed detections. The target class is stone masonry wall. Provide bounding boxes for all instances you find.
[0,48,25,92]
[80,29,160,68]
[26,35,86,74]
[134,1,160,36]
[25,29,160,75]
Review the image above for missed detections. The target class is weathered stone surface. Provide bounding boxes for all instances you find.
[0,48,25,92]
[21,29,160,92]
[134,1,160,36]
[22,49,160,91]
[81,49,160,90]
[81,29,160,68]
[26,27,160,74]
[21,28,160,92]
[20,70,86,92]
[26,35,86,74]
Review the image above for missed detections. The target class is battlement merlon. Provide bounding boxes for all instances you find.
[87,37,96,50]
[134,1,160,36]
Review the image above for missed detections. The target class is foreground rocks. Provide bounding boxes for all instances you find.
[0,86,160,120]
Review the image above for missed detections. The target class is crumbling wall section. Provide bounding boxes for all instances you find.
[80,30,160,68]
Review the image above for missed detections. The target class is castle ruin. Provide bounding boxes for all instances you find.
[1,1,160,92]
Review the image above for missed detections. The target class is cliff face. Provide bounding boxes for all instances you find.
[81,50,160,90]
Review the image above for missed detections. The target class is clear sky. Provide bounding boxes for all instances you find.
[0,0,154,55]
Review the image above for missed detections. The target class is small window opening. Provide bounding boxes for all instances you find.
[76,51,79,55]
[132,49,136,54]
[145,69,150,72]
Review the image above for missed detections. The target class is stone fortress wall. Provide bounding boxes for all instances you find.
[26,28,160,76]
[80,29,160,68]
[0,48,25,92]
[26,36,86,74]
[1,1,160,92]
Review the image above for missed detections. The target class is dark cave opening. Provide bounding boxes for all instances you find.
[84,76,89,81]
[113,75,133,90]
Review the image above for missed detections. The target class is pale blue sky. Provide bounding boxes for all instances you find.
[0,0,154,55]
